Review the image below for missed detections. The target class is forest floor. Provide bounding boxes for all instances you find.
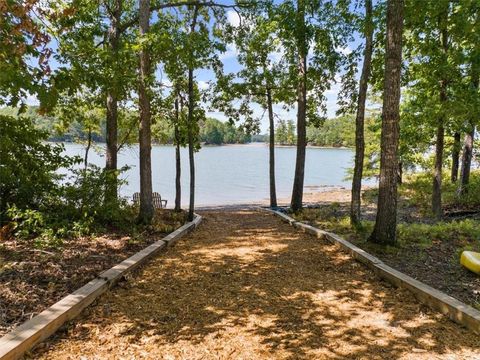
[0,209,187,337]
[291,187,480,309]
[31,209,479,359]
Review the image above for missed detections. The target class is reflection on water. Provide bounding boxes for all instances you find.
[63,143,371,206]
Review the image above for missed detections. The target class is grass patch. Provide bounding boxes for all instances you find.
[400,171,480,212]
[291,208,480,251]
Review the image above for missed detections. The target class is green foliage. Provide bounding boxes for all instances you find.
[397,220,480,247]
[0,115,77,222]
[213,2,289,132]
[0,104,136,147]
[49,0,138,110]
[153,117,250,146]
[0,105,105,142]
[275,119,296,145]
[0,1,52,107]
[61,165,132,227]
[292,207,374,241]
[201,118,224,145]
[364,171,480,217]
[293,208,480,251]
[0,115,135,246]
[6,165,134,247]
[307,115,355,147]
[222,121,251,144]
[400,171,480,213]
[199,118,252,145]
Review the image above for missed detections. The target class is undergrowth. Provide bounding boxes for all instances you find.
[293,208,480,252]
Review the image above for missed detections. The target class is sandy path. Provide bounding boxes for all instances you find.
[32,209,479,359]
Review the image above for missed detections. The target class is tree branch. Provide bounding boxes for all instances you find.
[119,1,255,34]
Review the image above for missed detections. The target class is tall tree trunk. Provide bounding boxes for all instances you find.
[105,0,121,204]
[291,0,307,212]
[350,0,373,226]
[432,124,445,219]
[451,131,461,182]
[397,161,403,185]
[84,127,92,171]
[80,128,93,215]
[174,96,182,212]
[458,64,479,195]
[187,6,199,222]
[368,0,404,245]
[137,0,154,223]
[458,125,475,195]
[266,87,277,208]
[431,15,448,220]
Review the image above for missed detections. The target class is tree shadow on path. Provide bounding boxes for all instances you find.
[35,209,480,359]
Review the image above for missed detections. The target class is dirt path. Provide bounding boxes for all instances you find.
[32,209,479,359]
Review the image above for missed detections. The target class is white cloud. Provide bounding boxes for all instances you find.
[226,10,241,27]
[206,111,228,121]
[335,46,352,55]
[161,78,173,87]
[219,43,238,60]
[268,44,286,64]
[25,94,40,106]
[324,81,341,95]
[198,80,209,90]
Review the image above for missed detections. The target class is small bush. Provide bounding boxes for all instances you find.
[1,116,139,246]
[292,208,480,251]
[397,219,480,247]
[6,165,137,247]
[400,171,480,212]
[0,115,78,223]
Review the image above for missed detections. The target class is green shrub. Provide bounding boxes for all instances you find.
[6,165,135,247]
[397,219,480,247]
[400,171,480,212]
[292,208,480,251]
[1,115,137,246]
[0,115,79,223]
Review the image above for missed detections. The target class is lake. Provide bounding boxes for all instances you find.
[63,143,372,206]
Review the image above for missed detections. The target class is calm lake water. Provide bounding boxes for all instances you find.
[63,143,372,206]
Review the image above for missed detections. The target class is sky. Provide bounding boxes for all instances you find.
[196,8,363,133]
[24,1,365,134]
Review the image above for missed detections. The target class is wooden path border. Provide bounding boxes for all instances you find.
[0,214,203,360]
[265,208,480,335]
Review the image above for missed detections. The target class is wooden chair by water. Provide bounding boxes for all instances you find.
[132,192,168,209]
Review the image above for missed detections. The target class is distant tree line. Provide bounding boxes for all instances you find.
[154,117,251,145]
[0,107,250,145]
[273,116,371,148]
[1,106,366,148]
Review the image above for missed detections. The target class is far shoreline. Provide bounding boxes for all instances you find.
[192,185,377,209]
[54,140,353,151]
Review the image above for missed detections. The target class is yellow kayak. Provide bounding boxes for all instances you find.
[460,251,480,275]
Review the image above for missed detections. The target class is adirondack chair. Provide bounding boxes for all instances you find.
[132,192,167,209]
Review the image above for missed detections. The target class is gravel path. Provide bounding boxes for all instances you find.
[32,209,480,359]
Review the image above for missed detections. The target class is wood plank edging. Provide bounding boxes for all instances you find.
[0,214,203,360]
[267,209,480,335]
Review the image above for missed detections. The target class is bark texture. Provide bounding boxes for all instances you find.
[368,0,404,245]
[187,6,199,222]
[267,87,277,208]
[84,128,92,171]
[290,0,307,212]
[451,132,461,182]
[432,123,445,219]
[174,96,182,212]
[350,0,373,225]
[105,0,121,203]
[431,16,448,220]
[458,126,475,195]
[137,0,154,223]
[458,67,479,195]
